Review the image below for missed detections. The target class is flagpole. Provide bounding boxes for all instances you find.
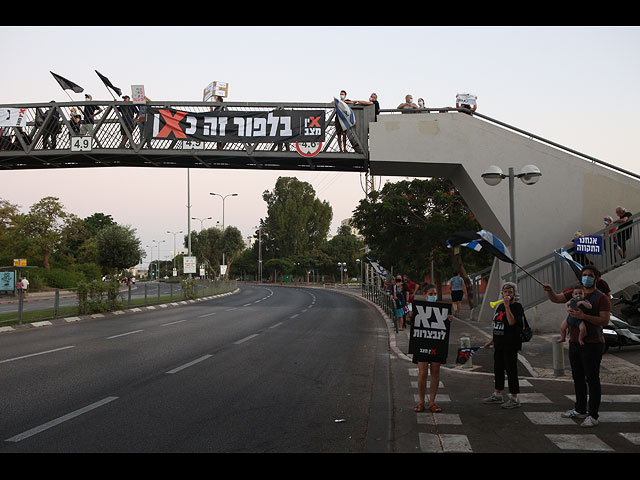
[512,261,545,287]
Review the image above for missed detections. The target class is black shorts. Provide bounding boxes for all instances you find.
[451,290,464,302]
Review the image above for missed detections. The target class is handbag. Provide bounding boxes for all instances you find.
[520,314,532,342]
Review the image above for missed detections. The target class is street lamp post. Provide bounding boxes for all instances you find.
[337,262,346,284]
[166,230,183,273]
[152,239,166,280]
[210,192,238,277]
[254,225,262,283]
[481,164,542,283]
[191,216,212,231]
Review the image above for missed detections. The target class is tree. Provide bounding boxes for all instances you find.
[351,178,492,299]
[188,225,245,279]
[96,224,144,274]
[262,177,332,258]
[19,196,70,269]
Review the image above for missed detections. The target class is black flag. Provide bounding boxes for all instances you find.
[95,70,122,97]
[50,71,84,93]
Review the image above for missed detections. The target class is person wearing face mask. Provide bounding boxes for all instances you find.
[603,216,623,264]
[412,282,454,413]
[397,94,419,112]
[542,265,611,427]
[483,282,524,409]
[335,90,353,152]
[82,94,103,136]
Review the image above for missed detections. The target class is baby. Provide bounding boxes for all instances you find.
[557,285,592,345]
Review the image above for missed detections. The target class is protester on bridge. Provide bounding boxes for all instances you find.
[448,271,465,317]
[82,94,103,136]
[456,94,477,114]
[335,90,353,152]
[603,216,623,264]
[69,107,82,136]
[397,94,419,112]
[613,206,633,262]
[542,264,611,427]
[483,281,524,409]
[413,282,454,413]
[118,95,139,148]
[136,96,152,148]
[41,102,61,149]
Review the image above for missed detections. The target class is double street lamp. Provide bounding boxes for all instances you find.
[210,192,238,276]
[481,164,542,283]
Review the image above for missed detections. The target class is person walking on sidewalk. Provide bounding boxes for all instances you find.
[413,282,454,413]
[542,264,610,427]
[483,282,524,409]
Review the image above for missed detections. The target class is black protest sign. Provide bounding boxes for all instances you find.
[408,300,451,362]
[144,107,325,144]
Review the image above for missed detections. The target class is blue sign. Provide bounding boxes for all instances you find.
[574,235,602,255]
[0,271,15,291]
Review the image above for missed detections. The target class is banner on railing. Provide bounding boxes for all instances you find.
[574,235,602,255]
[144,107,325,143]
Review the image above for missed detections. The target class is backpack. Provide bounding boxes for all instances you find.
[520,312,532,342]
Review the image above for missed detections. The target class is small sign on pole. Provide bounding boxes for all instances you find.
[184,256,197,274]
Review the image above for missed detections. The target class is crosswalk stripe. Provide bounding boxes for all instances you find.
[566,394,640,403]
[419,433,472,453]
[545,434,614,451]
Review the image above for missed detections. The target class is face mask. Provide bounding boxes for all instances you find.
[340,94,345,100]
[581,276,595,288]
[418,102,424,107]
[427,296,438,302]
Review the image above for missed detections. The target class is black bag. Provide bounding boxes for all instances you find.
[520,314,532,343]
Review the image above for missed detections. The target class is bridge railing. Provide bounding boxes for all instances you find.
[0,101,374,170]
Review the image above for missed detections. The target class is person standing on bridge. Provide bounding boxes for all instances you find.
[613,206,633,262]
[397,94,419,112]
[413,282,454,413]
[542,264,610,427]
[118,95,139,148]
[483,282,524,409]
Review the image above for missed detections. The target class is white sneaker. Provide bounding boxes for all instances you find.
[483,392,504,404]
[501,397,521,409]
[580,416,599,427]
[561,409,587,419]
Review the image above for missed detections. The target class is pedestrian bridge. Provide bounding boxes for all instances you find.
[2,99,639,314]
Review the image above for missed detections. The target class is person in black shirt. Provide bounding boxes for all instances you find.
[483,282,524,409]
[118,94,139,148]
[613,206,633,261]
[83,94,103,136]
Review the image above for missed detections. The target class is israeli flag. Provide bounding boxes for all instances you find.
[447,230,513,264]
[366,257,388,280]
[554,248,583,280]
[334,97,356,130]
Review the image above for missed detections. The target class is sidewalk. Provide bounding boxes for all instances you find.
[384,294,640,453]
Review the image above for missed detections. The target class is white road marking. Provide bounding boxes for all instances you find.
[166,355,213,374]
[161,320,187,326]
[198,312,217,317]
[235,334,259,344]
[0,345,75,364]
[269,322,283,328]
[106,330,143,339]
[5,396,118,442]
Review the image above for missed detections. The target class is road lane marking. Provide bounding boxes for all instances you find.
[166,355,213,374]
[198,312,217,317]
[243,303,252,307]
[269,322,283,328]
[5,396,119,442]
[234,334,259,344]
[0,345,75,364]
[106,330,143,339]
[161,320,187,326]
[290,314,299,319]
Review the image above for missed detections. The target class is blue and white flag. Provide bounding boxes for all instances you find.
[366,257,388,280]
[447,230,513,264]
[555,248,583,280]
[334,97,356,130]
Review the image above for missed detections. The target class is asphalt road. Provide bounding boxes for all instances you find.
[0,285,391,453]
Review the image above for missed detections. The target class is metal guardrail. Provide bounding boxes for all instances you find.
[3,280,237,326]
[0,101,372,171]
